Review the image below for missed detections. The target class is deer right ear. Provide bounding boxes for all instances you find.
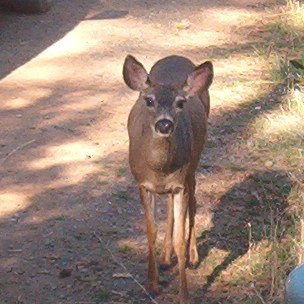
[123,55,149,91]
[184,61,213,97]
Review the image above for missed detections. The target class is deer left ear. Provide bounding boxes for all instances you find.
[184,61,213,97]
[123,55,149,91]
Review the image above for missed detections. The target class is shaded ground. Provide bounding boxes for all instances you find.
[0,0,293,303]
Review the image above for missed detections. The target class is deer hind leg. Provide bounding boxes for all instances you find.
[139,186,159,295]
[188,176,199,268]
[173,188,189,304]
[160,194,174,270]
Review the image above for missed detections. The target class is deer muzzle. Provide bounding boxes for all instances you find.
[155,119,174,136]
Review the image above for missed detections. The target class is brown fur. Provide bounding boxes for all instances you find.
[123,55,213,304]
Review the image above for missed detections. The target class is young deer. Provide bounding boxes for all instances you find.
[123,55,213,304]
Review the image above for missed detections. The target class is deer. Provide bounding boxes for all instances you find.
[123,54,213,304]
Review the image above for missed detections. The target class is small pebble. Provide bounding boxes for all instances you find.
[265,160,273,167]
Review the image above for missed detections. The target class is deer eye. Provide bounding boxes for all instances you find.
[176,98,186,109]
[145,96,154,107]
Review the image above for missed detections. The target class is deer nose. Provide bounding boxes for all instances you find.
[155,119,174,135]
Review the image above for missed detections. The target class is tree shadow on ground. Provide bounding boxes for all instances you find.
[200,82,288,171]
[193,170,293,303]
[0,148,150,303]
[0,85,295,304]
[0,0,131,80]
[0,66,293,304]
[188,81,293,302]
[0,0,281,81]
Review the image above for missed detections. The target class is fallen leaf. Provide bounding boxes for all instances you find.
[59,268,72,278]
[45,254,60,261]
[112,273,132,279]
[175,19,190,30]
[112,290,127,297]
[7,249,23,253]
[37,270,51,275]
[265,160,273,168]
[76,258,91,267]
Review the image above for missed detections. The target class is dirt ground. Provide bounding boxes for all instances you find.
[0,0,289,303]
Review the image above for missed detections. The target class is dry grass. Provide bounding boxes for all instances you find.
[206,2,303,303]
[253,0,304,205]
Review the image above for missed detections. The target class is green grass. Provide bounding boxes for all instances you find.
[115,166,126,177]
[114,190,129,201]
[250,0,304,181]
[224,162,247,172]
[266,2,304,87]
[95,286,111,301]
[99,180,109,186]
[54,215,66,221]
[99,170,109,177]
[118,243,133,254]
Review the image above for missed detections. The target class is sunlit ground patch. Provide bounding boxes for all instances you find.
[0,192,30,218]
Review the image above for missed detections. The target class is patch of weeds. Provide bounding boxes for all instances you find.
[74,233,83,240]
[99,180,109,186]
[199,229,208,239]
[221,227,248,238]
[196,3,303,303]
[281,183,292,196]
[118,243,132,254]
[243,298,261,304]
[220,125,237,135]
[205,139,218,149]
[266,8,304,85]
[211,256,273,302]
[171,286,179,295]
[102,227,119,236]
[55,215,65,221]
[116,167,126,177]
[204,253,226,270]
[224,162,246,172]
[114,191,129,201]
[95,286,111,301]
[99,170,109,177]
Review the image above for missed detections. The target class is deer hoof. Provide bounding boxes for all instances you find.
[179,294,191,304]
[188,248,199,269]
[159,261,172,271]
[146,283,160,298]
[188,258,200,269]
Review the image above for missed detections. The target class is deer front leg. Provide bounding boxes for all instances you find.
[139,186,159,295]
[188,177,199,268]
[160,194,174,270]
[173,188,189,304]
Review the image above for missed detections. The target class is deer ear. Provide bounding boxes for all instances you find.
[184,61,213,97]
[123,55,149,91]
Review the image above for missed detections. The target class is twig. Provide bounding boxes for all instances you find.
[248,222,252,260]
[7,249,23,253]
[1,139,36,163]
[93,231,159,304]
[300,219,304,264]
[251,283,267,304]
[288,172,304,187]
[112,290,126,297]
